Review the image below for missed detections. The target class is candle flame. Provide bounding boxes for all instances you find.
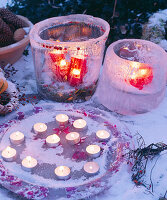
[15,131,20,136]
[59,166,64,172]
[6,146,11,153]
[123,47,129,50]
[140,69,147,75]
[52,134,58,141]
[89,166,93,170]
[26,156,32,162]
[78,119,82,124]
[90,146,95,151]
[60,59,66,67]
[56,40,60,42]
[71,133,75,138]
[131,62,140,69]
[100,131,104,136]
[130,72,138,80]
[72,69,80,75]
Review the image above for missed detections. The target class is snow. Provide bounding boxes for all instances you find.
[1,46,167,199]
[0,0,12,7]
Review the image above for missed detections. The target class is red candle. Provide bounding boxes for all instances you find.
[68,54,87,87]
[49,49,70,82]
[128,65,153,90]
[68,68,82,87]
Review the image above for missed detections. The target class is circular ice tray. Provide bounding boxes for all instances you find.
[0,102,133,199]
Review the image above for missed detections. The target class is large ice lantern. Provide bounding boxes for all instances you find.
[96,39,167,115]
[29,14,110,102]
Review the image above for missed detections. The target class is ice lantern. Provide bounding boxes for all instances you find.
[29,14,110,102]
[96,39,167,115]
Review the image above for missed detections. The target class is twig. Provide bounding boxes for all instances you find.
[112,0,118,20]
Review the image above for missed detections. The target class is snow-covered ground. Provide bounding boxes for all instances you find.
[0,49,167,200]
[0,0,11,7]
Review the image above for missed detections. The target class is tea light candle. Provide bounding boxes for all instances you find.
[55,166,71,180]
[22,156,38,172]
[83,161,100,176]
[86,145,101,158]
[46,134,60,147]
[55,114,69,126]
[1,146,17,162]
[33,123,47,134]
[66,132,80,145]
[73,119,87,131]
[96,130,111,141]
[10,131,25,145]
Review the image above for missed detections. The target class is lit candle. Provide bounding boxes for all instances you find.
[86,145,101,158]
[46,134,60,147]
[49,49,70,82]
[128,64,153,90]
[73,119,87,131]
[55,166,71,180]
[33,123,47,134]
[83,161,99,176]
[1,146,17,162]
[66,132,80,145]
[10,131,25,145]
[68,68,82,87]
[68,53,87,87]
[22,156,38,172]
[55,114,69,126]
[96,130,110,141]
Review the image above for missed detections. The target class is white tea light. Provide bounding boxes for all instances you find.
[66,132,80,145]
[56,114,69,126]
[86,144,101,158]
[1,146,17,162]
[33,123,47,134]
[83,161,100,175]
[96,130,111,141]
[73,119,87,131]
[55,166,71,180]
[10,131,25,145]
[22,156,38,172]
[46,134,60,147]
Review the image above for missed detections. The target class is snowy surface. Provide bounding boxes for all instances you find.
[1,48,167,200]
[143,9,167,50]
[0,0,12,8]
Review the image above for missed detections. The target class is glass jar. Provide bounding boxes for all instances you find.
[96,39,167,115]
[30,14,110,102]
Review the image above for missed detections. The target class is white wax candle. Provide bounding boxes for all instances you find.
[83,161,100,175]
[10,131,25,145]
[33,123,47,134]
[46,134,60,147]
[86,145,101,158]
[1,146,17,162]
[55,166,71,180]
[96,130,111,141]
[73,119,87,131]
[22,156,37,172]
[66,132,80,145]
[55,114,69,126]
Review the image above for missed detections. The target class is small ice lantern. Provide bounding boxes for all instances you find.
[29,14,110,102]
[96,39,167,115]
